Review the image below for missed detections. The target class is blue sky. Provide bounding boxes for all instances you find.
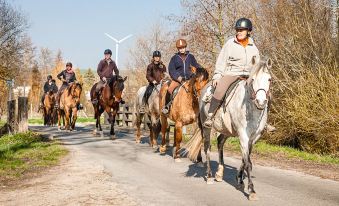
[12,0,182,70]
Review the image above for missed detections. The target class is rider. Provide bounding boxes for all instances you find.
[55,62,77,109]
[142,50,166,105]
[203,18,275,132]
[92,49,124,104]
[162,39,200,114]
[40,75,57,108]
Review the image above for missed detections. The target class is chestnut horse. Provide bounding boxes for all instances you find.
[57,82,83,131]
[43,90,56,126]
[159,66,209,161]
[90,76,127,139]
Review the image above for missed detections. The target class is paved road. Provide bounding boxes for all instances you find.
[31,125,339,206]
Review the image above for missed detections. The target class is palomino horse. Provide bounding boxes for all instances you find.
[159,66,209,161]
[135,82,162,147]
[57,82,83,131]
[186,57,272,200]
[90,76,127,139]
[43,90,56,126]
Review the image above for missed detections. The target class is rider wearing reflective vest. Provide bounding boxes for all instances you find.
[162,39,200,114]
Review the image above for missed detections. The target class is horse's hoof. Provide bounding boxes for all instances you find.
[152,145,158,150]
[174,158,182,163]
[206,177,214,185]
[110,135,116,140]
[136,139,141,144]
[249,193,259,201]
[215,175,223,182]
[159,146,166,154]
[92,130,97,135]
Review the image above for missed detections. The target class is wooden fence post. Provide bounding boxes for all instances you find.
[17,97,28,132]
[7,100,16,134]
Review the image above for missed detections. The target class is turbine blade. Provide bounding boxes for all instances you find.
[104,33,119,42]
[118,34,133,43]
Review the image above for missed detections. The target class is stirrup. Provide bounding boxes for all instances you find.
[77,104,83,110]
[161,106,169,114]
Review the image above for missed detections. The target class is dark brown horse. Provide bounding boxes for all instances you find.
[90,76,127,139]
[159,66,209,162]
[57,82,83,131]
[43,91,56,126]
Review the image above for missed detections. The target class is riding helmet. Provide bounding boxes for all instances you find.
[47,75,52,80]
[104,49,112,55]
[152,50,161,57]
[66,62,72,67]
[176,39,187,48]
[235,18,253,31]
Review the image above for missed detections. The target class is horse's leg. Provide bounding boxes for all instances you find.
[110,113,116,139]
[64,109,70,131]
[159,114,168,154]
[173,122,183,162]
[71,108,77,131]
[238,131,257,200]
[215,134,227,182]
[57,109,61,130]
[202,127,213,183]
[135,112,142,143]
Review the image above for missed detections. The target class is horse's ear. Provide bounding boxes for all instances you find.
[251,56,257,65]
[266,58,272,69]
[123,76,127,82]
[191,66,197,74]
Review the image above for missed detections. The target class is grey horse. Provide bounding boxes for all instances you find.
[134,83,162,148]
[186,57,272,201]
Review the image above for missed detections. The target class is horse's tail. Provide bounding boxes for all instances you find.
[181,116,204,162]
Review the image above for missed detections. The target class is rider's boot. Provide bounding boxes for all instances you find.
[161,92,172,114]
[203,97,222,128]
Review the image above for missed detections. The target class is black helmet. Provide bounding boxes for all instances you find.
[66,62,72,67]
[235,18,252,31]
[152,50,161,57]
[104,49,112,55]
[47,75,52,80]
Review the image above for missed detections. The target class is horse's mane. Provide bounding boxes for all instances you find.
[111,76,125,91]
[67,82,82,96]
[248,58,269,83]
[194,67,209,81]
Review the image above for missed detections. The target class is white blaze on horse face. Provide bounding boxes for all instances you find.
[253,68,271,109]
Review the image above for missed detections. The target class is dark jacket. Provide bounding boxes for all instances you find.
[146,61,166,84]
[57,70,76,85]
[168,51,200,82]
[43,81,58,93]
[97,58,119,80]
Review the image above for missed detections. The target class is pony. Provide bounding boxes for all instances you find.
[90,76,127,139]
[57,82,83,131]
[159,66,209,162]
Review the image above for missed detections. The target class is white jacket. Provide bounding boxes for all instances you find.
[213,36,260,80]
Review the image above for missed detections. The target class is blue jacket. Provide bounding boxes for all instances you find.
[168,52,200,82]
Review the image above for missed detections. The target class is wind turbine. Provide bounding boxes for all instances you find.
[104,33,133,68]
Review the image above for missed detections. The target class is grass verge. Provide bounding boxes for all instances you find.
[28,117,99,125]
[210,137,339,165]
[0,131,68,184]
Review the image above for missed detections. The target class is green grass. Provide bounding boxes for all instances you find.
[214,137,339,165]
[0,131,68,182]
[28,117,100,125]
[0,120,5,128]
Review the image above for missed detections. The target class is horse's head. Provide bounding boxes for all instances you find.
[68,81,83,103]
[247,57,272,110]
[190,66,209,97]
[111,76,127,103]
